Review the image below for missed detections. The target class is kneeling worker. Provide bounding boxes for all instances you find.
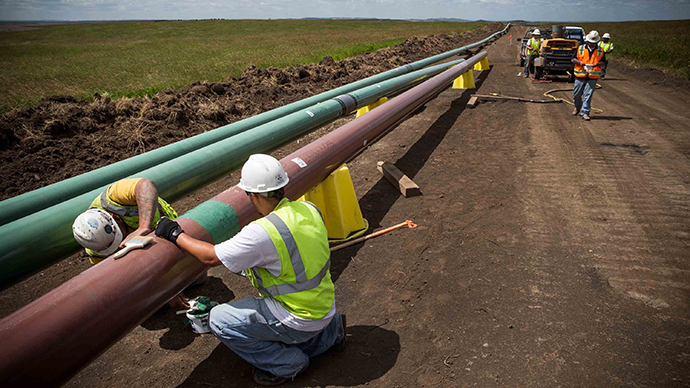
[155,154,345,386]
[72,177,192,309]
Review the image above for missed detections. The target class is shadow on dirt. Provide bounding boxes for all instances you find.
[590,115,633,121]
[330,67,492,280]
[141,276,234,350]
[177,325,400,387]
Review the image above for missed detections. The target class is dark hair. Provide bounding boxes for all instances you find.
[246,188,285,200]
[266,188,285,200]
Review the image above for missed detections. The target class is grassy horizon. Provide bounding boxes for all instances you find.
[0,19,485,114]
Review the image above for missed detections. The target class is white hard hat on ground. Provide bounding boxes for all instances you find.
[73,208,124,256]
[585,30,601,43]
[237,154,289,193]
[532,29,541,35]
[602,33,611,39]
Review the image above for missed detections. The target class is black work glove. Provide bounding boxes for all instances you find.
[155,217,184,244]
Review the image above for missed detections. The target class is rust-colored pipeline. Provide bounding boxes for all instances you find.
[0,51,489,387]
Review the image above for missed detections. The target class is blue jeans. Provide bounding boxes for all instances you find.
[209,296,344,378]
[573,77,597,116]
[524,54,534,76]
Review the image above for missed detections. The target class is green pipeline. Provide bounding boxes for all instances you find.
[0,57,470,289]
[0,24,509,226]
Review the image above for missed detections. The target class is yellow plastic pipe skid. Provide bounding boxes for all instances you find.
[298,164,368,241]
[355,97,389,118]
[474,57,490,71]
[452,70,476,89]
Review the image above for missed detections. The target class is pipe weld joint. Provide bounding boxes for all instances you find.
[333,94,357,115]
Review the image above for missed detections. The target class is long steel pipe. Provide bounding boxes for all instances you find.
[0,50,491,387]
[0,24,509,226]
[0,58,468,289]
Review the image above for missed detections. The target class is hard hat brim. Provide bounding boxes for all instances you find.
[95,218,124,257]
[237,177,290,193]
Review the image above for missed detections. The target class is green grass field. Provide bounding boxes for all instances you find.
[0,19,484,114]
[545,20,690,79]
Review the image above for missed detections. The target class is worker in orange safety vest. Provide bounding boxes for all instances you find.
[571,30,605,121]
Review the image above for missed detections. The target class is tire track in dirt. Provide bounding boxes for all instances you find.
[524,95,690,311]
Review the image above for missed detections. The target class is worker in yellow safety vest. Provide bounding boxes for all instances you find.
[598,33,614,78]
[524,29,542,78]
[72,178,197,309]
[155,154,345,386]
[571,30,605,121]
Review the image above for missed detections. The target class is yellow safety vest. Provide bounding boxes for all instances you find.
[598,41,614,59]
[246,198,335,320]
[527,38,542,55]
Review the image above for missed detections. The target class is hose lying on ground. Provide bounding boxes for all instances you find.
[543,72,604,113]
[474,93,560,103]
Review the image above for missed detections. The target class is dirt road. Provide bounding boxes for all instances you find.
[5,27,690,387]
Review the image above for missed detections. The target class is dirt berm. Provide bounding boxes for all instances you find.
[0,22,503,200]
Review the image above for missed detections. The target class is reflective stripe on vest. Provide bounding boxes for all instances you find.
[251,212,330,296]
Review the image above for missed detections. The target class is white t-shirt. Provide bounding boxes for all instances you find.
[214,222,335,331]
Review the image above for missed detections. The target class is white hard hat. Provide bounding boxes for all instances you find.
[532,29,541,35]
[602,33,611,39]
[73,208,124,256]
[237,154,289,193]
[585,30,600,43]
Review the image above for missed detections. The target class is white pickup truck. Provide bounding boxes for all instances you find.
[565,26,586,45]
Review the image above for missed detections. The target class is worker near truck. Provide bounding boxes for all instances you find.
[524,29,542,78]
[571,30,605,121]
[598,33,614,78]
[71,177,193,309]
[155,154,346,386]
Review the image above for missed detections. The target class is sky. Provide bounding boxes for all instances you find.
[0,0,689,22]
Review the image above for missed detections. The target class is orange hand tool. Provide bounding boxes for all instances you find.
[330,220,418,252]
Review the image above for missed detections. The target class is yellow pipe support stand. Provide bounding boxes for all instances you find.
[473,57,490,71]
[298,164,369,242]
[452,70,475,89]
[355,97,388,118]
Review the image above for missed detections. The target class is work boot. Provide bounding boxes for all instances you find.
[253,362,309,386]
[253,369,287,386]
[331,314,347,353]
[582,114,591,121]
[524,74,529,78]
[572,107,580,116]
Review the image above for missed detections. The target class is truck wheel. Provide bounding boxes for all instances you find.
[534,66,543,80]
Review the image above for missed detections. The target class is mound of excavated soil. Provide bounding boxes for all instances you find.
[0,22,504,200]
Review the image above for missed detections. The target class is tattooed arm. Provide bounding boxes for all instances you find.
[119,178,159,248]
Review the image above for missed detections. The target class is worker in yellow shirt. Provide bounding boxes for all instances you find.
[72,178,194,309]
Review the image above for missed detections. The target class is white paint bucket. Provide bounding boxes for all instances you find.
[186,311,211,334]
